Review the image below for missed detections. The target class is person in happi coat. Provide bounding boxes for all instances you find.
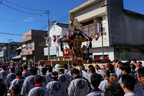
[21,67,38,96]
[0,81,7,96]
[5,67,16,87]
[137,67,144,96]
[9,70,24,91]
[99,70,110,92]
[41,67,47,86]
[10,84,21,96]
[119,63,142,96]
[87,73,104,96]
[28,75,49,96]
[46,71,67,96]
[45,65,53,84]
[115,62,123,81]
[58,66,70,92]
[121,74,139,96]
[107,75,117,86]
[68,69,90,96]
[79,64,89,81]
[0,65,9,82]
[22,65,31,78]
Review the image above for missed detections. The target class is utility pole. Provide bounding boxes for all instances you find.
[8,39,13,62]
[46,10,50,61]
[94,18,104,60]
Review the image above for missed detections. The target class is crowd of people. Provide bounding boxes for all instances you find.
[0,59,144,96]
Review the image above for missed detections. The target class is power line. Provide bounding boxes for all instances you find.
[4,0,47,12]
[1,3,43,15]
[55,15,69,22]
[0,31,46,39]
[0,0,3,5]
[0,20,46,23]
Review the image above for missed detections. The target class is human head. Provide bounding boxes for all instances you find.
[64,64,68,70]
[54,64,60,72]
[72,63,77,69]
[23,65,28,70]
[105,84,124,96]
[95,64,100,70]
[137,67,144,85]
[132,59,137,64]
[16,70,22,76]
[88,65,94,71]
[107,64,114,73]
[90,73,100,89]
[30,67,38,75]
[100,65,106,70]
[130,64,136,72]
[47,65,53,72]
[107,75,117,86]
[2,65,7,70]
[11,84,21,96]
[42,68,47,75]
[121,74,135,92]
[0,82,6,96]
[34,75,43,84]
[10,67,15,73]
[103,70,110,79]
[135,63,142,68]
[58,66,65,74]
[51,71,58,81]
[89,67,95,74]
[120,63,131,74]
[71,69,79,79]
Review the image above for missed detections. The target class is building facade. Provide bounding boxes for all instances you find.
[0,42,22,63]
[21,30,47,62]
[44,23,69,60]
[69,0,144,60]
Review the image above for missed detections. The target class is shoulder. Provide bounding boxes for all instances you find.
[87,90,104,96]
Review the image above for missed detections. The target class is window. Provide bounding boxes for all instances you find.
[26,43,28,50]
[82,23,96,38]
[11,47,13,49]
[30,42,33,49]
[131,48,140,52]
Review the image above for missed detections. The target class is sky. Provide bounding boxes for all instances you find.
[0,0,144,43]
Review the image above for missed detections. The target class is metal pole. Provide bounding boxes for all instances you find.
[47,10,50,61]
[101,32,104,60]
[8,39,12,62]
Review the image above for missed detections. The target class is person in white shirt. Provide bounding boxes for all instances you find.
[120,74,139,96]
[137,67,144,96]
[87,73,104,96]
[99,70,110,92]
[10,84,21,96]
[28,75,49,96]
[68,69,90,96]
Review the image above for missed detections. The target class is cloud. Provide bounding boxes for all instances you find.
[23,17,34,22]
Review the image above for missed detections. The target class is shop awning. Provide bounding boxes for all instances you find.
[12,55,21,60]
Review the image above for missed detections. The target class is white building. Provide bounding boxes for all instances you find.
[44,23,69,60]
[69,0,144,61]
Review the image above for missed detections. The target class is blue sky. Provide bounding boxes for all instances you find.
[0,0,144,43]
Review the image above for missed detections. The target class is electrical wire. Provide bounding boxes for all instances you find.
[1,3,43,15]
[55,15,69,22]
[0,20,45,23]
[0,0,3,5]
[0,31,45,39]
[4,0,47,12]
